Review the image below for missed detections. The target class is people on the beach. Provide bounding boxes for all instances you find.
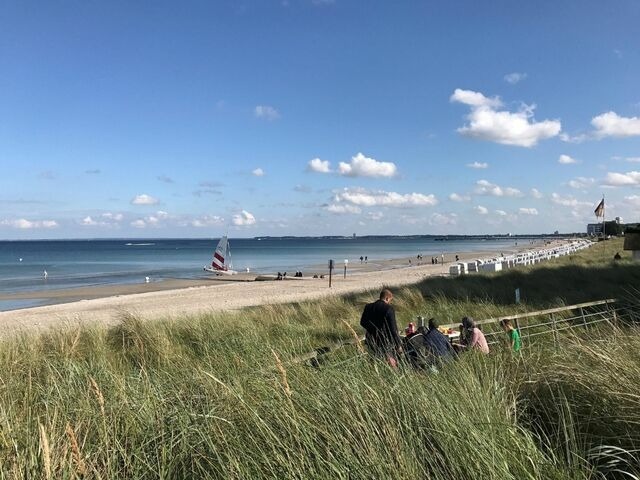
[43,270,48,280]
[360,256,364,263]
[460,316,489,354]
[455,255,459,262]
[500,319,521,352]
[360,288,401,367]
[365,256,368,263]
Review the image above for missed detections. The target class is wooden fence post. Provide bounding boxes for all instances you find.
[580,307,587,328]
[514,318,522,346]
[551,313,559,348]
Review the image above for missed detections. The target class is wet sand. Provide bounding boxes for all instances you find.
[0,240,559,338]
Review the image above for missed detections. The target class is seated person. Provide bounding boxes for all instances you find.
[404,318,454,369]
[422,318,455,366]
[404,322,417,339]
[460,317,490,354]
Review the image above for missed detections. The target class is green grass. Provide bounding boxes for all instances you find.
[0,237,639,479]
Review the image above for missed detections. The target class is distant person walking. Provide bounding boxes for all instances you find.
[43,269,48,280]
[360,289,401,367]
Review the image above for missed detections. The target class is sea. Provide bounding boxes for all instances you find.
[0,237,525,311]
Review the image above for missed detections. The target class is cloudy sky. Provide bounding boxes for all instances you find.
[1,0,640,239]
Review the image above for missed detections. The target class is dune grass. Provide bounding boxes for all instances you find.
[0,237,639,478]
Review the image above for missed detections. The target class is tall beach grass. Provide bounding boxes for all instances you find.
[0,237,639,478]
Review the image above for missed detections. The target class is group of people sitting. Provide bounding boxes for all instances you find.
[360,288,521,369]
[276,271,304,280]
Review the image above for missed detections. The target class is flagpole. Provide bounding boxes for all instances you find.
[602,195,606,260]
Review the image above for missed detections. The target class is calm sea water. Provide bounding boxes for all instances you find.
[0,237,522,311]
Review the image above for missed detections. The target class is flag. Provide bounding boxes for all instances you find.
[594,198,605,218]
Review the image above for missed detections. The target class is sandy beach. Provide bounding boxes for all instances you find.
[0,240,561,338]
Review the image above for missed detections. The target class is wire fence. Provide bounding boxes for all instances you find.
[293,297,640,365]
[438,298,635,348]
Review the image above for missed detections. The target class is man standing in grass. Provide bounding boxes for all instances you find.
[500,319,521,352]
[360,289,401,367]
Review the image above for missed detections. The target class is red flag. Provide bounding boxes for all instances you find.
[594,198,604,218]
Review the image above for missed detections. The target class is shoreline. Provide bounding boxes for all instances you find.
[0,239,564,337]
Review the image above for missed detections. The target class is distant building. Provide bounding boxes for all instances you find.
[623,226,640,261]
[587,223,603,235]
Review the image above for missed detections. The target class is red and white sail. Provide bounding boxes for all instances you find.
[204,236,237,275]
[212,236,229,271]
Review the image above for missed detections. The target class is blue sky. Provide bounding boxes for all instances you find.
[1,0,640,239]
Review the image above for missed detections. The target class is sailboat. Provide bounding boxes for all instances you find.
[203,235,238,275]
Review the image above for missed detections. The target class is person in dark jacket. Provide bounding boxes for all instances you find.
[360,289,401,366]
[422,318,455,366]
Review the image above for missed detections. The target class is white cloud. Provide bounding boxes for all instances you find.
[559,133,588,144]
[232,210,256,226]
[624,195,640,207]
[81,216,98,226]
[495,210,507,216]
[475,180,523,197]
[337,153,397,178]
[1,219,58,229]
[252,168,265,177]
[325,204,362,214]
[474,205,488,215]
[366,211,384,221]
[131,219,146,228]
[625,157,640,163]
[519,208,538,215]
[450,88,502,108]
[81,212,125,227]
[254,105,280,121]
[191,215,224,227]
[429,212,458,226]
[551,193,591,207]
[102,212,123,221]
[530,188,543,199]
[504,72,527,85]
[568,177,595,189]
[307,158,331,173]
[335,187,438,208]
[449,192,471,202]
[451,89,561,147]
[591,112,640,138]
[131,194,159,205]
[466,161,488,169]
[558,154,579,165]
[603,171,640,186]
